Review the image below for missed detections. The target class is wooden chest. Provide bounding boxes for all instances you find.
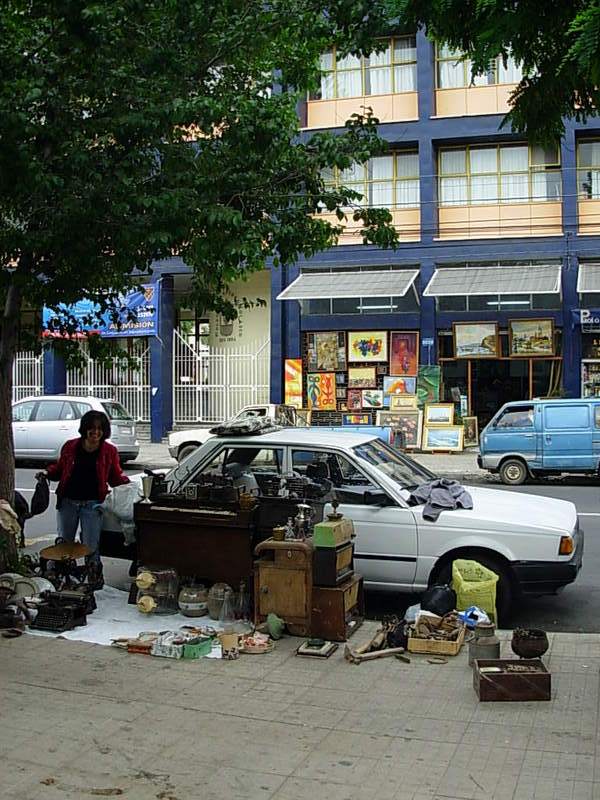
[473,659,551,702]
[254,539,313,637]
[311,574,364,642]
[313,541,354,587]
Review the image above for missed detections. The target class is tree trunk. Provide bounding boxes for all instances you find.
[0,280,22,503]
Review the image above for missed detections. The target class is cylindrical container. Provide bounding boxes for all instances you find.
[469,622,501,666]
[207,582,233,620]
[178,583,208,617]
[272,526,286,541]
[135,566,178,614]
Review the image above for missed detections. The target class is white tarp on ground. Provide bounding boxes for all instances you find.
[27,585,223,656]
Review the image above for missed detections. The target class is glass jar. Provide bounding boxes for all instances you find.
[207,582,233,620]
[178,582,208,617]
[135,566,178,615]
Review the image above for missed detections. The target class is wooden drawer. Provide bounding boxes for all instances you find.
[311,574,364,642]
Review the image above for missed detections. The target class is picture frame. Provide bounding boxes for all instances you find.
[417,365,441,406]
[453,322,499,359]
[376,410,403,427]
[342,413,372,425]
[362,389,384,409]
[348,331,388,363]
[306,333,318,372]
[383,375,417,406]
[295,408,312,426]
[335,387,346,399]
[348,366,377,388]
[425,403,455,426]
[390,331,419,377]
[423,425,464,452]
[390,394,418,410]
[462,416,479,448]
[284,359,303,408]
[346,388,363,411]
[314,331,346,371]
[509,318,554,357]
[393,411,423,450]
[306,372,336,410]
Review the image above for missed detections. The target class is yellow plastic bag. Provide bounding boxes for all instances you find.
[451,559,498,623]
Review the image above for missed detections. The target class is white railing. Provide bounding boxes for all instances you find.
[12,351,44,402]
[173,330,270,423]
[67,342,151,422]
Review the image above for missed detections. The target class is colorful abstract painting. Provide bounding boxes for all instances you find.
[284,359,303,408]
[314,331,347,371]
[347,389,363,410]
[390,332,419,376]
[382,375,417,406]
[342,413,372,425]
[362,389,384,409]
[348,331,388,362]
[306,372,336,410]
[417,365,441,407]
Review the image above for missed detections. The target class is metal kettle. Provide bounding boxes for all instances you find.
[468,622,501,666]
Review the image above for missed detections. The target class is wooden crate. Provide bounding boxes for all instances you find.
[473,659,551,702]
[313,541,354,587]
[311,574,364,642]
[407,624,465,656]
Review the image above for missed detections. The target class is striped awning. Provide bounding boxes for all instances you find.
[276,269,419,300]
[424,264,562,297]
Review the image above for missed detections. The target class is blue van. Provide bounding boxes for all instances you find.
[478,398,600,484]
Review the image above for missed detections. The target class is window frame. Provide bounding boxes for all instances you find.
[577,139,600,201]
[325,151,420,210]
[438,144,561,207]
[435,46,523,89]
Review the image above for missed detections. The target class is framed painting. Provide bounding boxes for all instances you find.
[295,408,312,427]
[306,372,336,410]
[342,413,372,425]
[390,332,419,377]
[393,411,423,450]
[390,394,418,411]
[509,319,554,357]
[362,389,384,409]
[348,331,388,363]
[453,322,499,359]
[346,389,363,411]
[306,333,318,372]
[417,365,441,407]
[284,359,303,408]
[335,387,346,399]
[424,403,455,426]
[315,331,346,371]
[376,410,402,427]
[462,416,479,448]
[423,425,464,452]
[348,366,376,388]
[383,375,417,406]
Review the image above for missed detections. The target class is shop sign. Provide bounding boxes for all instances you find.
[580,309,600,333]
[42,283,159,338]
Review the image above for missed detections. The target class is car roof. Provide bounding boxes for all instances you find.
[213,428,377,448]
[13,395,103,405]
[504,398,597,406]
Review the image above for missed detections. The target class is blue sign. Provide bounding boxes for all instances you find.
[43,283,159,338]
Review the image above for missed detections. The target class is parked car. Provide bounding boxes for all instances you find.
[105,427,582,619]
[479,398,600,485]
[167,403,301,461]
[12,395,140,463]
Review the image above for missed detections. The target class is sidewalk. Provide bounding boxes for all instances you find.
[133,442,490,482]
[1,625,598,799]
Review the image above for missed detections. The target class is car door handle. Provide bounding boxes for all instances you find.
[545,435,552,442]
[523,434,534,438]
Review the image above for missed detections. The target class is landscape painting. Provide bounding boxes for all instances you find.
[348,366,377,388]
[453,322,498,359]
[509,319,554,357]
[423,425,464,452]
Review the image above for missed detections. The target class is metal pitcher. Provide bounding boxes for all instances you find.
[468,622,501,666]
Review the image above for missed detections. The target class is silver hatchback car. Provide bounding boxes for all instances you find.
[12,395,140,463]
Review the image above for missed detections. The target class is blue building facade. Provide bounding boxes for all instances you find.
[271,31,600,427]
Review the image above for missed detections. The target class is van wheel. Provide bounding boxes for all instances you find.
[499,458,527,485]
[430,554,514,625]
[177,443,198,462]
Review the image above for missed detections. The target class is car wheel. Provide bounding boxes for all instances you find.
[430,554,514,626]
[178,443,198,462]
[499,458,528,486]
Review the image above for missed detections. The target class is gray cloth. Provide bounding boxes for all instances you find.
[409,478,473,522]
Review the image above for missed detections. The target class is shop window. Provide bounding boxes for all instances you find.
[332,297,361,314]
[533,360,562,398]
[438,295,467,312]
[532,293,561,310]
[436,45,523,89]
[580,292,600,307]
[495,405,534,429]
[304,298,331,315]
[468,294,500,312]
[392,292,420,312]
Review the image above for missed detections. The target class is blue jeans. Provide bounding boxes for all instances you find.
[57,498,104,564]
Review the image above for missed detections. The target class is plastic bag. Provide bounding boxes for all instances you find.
[30,476,50,517]
[404,603,421,623]
[420,584,456,617]
[101,481,142,545]
[452,559,498,623]
[457,605,491,629]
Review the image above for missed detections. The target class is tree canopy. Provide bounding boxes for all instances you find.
[393,0,600,142]
[0,0,399,500]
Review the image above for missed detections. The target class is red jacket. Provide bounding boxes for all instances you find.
[46,438,130,503]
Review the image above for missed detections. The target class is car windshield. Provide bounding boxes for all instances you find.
[101,401,133,421]
[352,438,436,491]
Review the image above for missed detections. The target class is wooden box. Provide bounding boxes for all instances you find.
[407,625,465,656]
[313,542,354,587]
[473,659,551,702]
[254,539,313,637]
[313,516,353,548]
[311,574,364,642]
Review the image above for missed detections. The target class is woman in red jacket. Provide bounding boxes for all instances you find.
[38,410,130,571]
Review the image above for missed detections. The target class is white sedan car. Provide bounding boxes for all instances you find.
[105,428,583,620]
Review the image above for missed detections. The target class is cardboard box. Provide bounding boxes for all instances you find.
[407,624,465,656]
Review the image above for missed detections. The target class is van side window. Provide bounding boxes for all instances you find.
[545,405,589,430]
[595,407,600,428]
[495,405,534,429]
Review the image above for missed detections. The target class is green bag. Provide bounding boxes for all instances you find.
[452,559,498,623]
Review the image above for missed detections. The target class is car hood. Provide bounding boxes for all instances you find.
[168,428,213,448]
[413,484,577,535]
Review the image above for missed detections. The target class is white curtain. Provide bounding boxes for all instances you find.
[396,179,419,207]
[394,64,416,92]
[438,60,464,88]
[319,73,334,100]
[395,37,416,63]
[592,172,600,199]
[370,181,394,207]
[367,67,391,95]
[396,153,419,178]
[470,148,497,173]
[498,56,523,84]
[501,173,528,203]
[440,177,468,205]
[500,146,528,171]
[340,163,365,183]
[440,149,466,175]
[337,70,362,97]
[471,175,498,204]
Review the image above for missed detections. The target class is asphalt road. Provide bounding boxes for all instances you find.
[14,467,600,632]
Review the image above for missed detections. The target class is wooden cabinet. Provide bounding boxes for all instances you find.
[254,539,313,637]
[311,574,364,642]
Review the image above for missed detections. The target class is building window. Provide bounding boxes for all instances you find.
[439,144,561,206]
[325,152,419,209]
[312,37,417,100]
[300,267,420,315]
[436,45,523,89]
[578,141,600,200]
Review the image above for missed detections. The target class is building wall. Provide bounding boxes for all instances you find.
[207,270,271,349]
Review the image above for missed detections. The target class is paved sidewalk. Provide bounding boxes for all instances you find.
[133,442,490,482]
[1,624,598,799]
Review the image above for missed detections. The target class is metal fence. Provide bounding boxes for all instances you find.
[66,342,151,422]
[12,351,44,402]
[173,330,270,423]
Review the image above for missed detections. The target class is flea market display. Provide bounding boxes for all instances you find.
[0,437,554,702]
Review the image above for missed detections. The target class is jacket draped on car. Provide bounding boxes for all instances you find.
[46,439,130,504]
